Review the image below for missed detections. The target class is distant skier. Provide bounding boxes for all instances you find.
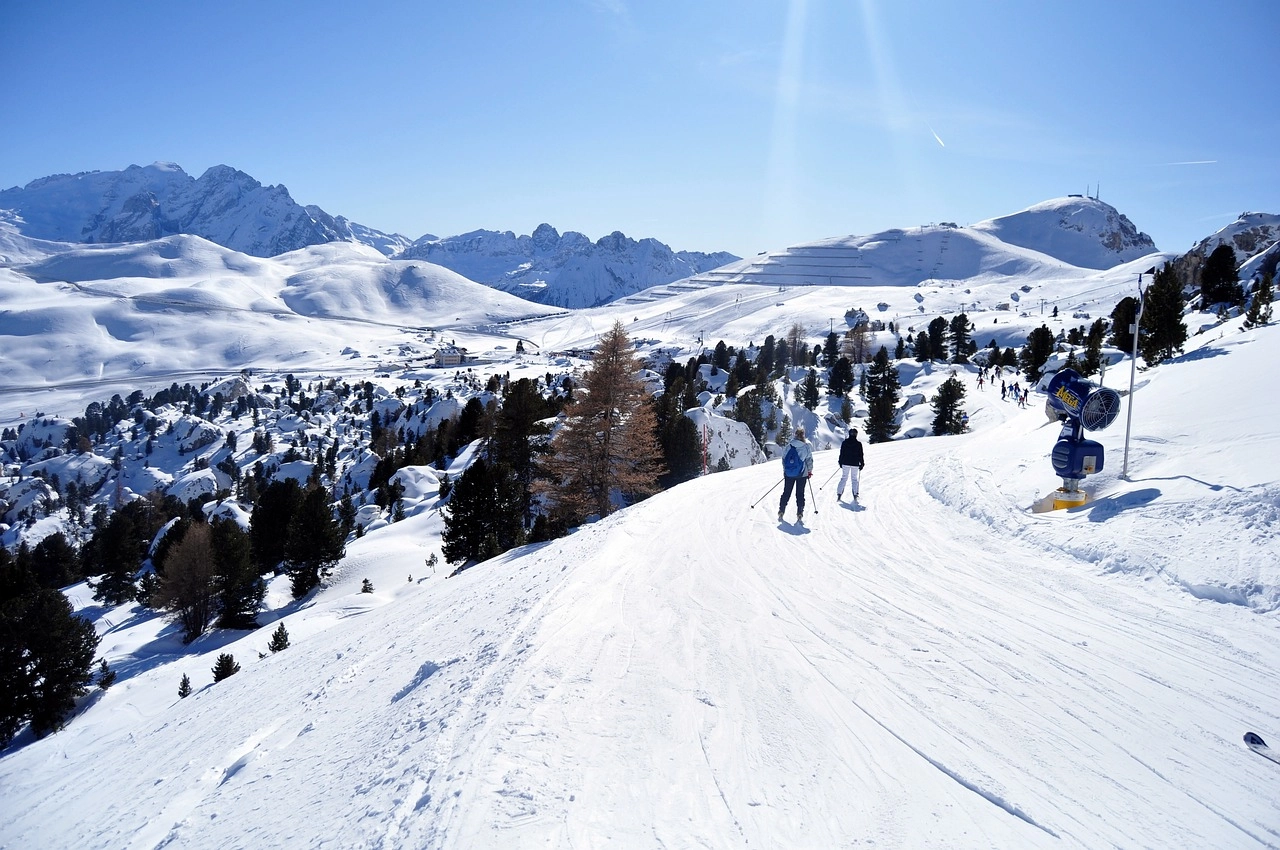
[835,427,865,502]
[778,426,814,522]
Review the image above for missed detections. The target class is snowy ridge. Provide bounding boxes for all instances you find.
[399,223,740,309]
[0,163,351,258]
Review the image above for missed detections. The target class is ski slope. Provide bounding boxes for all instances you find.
[2,326,1278,847]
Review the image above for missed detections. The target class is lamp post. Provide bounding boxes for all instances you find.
[1120,269,1153,479]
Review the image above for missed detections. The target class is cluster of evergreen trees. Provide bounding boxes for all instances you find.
[0,546,100,748]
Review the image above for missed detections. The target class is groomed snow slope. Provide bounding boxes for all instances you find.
[1,325,1277,849]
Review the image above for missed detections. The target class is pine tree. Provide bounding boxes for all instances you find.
[0,586,100,745]
[284,487,346,598]
[1139,264,1188,365]
[211,653,240,682]
[442,458,527,564]
[211,517,262,630]
[250,478,303,574]
[1199,244,1242,307]
[1244,272,1274,328]
[268,623,290,653]
[1018,325,1055,383]
[827,357,854,396]
[361,578,374,593]
[541,321,665,523]
[913,331,931,363]
[931,376,968,436]
[178,673,192,698]
[1109,297,1138,353]
[735,387,765,445]
[949,313,973,362]
[800,369,821,411]
[96,658,116,691]
[927,317,949,362]
[864,346,901,443]
[489,377,553,525]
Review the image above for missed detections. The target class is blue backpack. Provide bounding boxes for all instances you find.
[782,443,803,477]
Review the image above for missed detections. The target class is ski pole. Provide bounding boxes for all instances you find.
[816,467,839,491]
[750,478,783,509]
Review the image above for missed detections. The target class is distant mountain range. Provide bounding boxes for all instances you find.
[0,163,738,308]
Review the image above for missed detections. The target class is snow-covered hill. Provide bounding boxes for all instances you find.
[1,314,1277,848]
[0,223,560,401]
[398,223,741,309]
[969,196,1156,269]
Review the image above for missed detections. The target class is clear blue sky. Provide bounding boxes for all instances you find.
[2,0,1276,258]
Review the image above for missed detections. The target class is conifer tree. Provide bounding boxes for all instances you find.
[268,622,290,653]
[927,317,949,362]
[949,313,973,362]
[541,321,665,522]
[1199,244,1242,306]
[0,583,100,746]
[735,387,765,445]
[178,673,192,698]
[828,357,855,396]
[442,458,527,564]
[1244,272,1274,328]
[864,346,901,443]
[1139,264,1188,365]
[250,478,303,574]
[913,332,931,363]
[489,377,553,525]
[931,376,968,436]
[284,487,346,598]
[96,658,116,691]
[211,517,262,630]
[212,653,240,682]
[1018,325,1055,383]
[823,332,840,365]
[800,369,821,411]
[361,578,374,593]
[1109,297,1138,353]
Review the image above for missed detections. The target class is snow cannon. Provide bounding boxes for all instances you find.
[1046,369,1122,433]
[1043,369,1122,509]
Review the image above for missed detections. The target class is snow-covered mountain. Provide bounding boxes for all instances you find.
[0,163,367,258]
[0,164,741,304]
[1174,211,1280,286]
[398,223,741,309]
[969,196,1156,269]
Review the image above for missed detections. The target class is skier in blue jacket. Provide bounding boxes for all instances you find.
[778,426,814,523]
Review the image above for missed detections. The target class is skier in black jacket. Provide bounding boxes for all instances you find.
[836,427,865,502]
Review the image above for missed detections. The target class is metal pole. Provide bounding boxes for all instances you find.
[1120,277,1145,479]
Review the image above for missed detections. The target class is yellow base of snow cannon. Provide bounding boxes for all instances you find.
[1051,488,1089,510]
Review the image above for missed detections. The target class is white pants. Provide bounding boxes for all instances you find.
[836,465,861,497]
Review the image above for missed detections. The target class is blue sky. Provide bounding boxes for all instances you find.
[2,0,1276,258]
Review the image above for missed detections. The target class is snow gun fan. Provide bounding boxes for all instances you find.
[1043,368,1122,509]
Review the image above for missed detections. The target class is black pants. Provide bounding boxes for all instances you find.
[779,476,807,515]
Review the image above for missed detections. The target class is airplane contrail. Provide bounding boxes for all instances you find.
[930,127,945,147]
[1165,160,1216,165]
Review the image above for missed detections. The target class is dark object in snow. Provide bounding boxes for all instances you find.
[1244,732,1280,765]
